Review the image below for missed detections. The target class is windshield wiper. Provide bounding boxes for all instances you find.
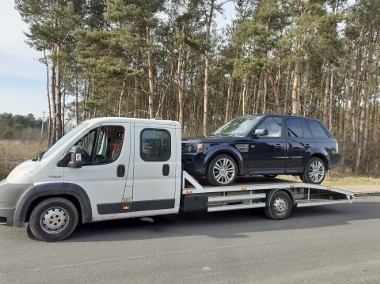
[214,133,232,137]
[32,151,46,162]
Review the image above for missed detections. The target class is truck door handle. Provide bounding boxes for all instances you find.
[117,165,125,177]
[275,143,281,148]
[162,164,170,176]
[305,143,311,148]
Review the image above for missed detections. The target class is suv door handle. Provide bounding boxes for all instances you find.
[305,143,311,148]
[117,165,125,177]
[162,164,170,176]
[275,143,281,148]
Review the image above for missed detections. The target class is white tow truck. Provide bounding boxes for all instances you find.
[0,117,353,241]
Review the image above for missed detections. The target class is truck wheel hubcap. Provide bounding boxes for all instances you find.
[40,207,70,234]
[309,161,325,183]
[213,158,235,184]
[273,196,287,215]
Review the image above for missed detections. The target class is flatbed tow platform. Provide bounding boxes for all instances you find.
[182,172,354,218]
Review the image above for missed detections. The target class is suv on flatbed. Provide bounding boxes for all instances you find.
[182,114,340,186]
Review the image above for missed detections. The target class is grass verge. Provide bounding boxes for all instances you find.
[0,140,46,180]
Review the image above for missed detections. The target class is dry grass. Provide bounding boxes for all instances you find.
[277,173,380,186]
[0,140,46,180]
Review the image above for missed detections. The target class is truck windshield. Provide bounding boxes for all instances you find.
[41,123,88,160]
[213,116,262,137]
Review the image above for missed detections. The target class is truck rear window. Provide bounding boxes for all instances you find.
[140,129,171,161]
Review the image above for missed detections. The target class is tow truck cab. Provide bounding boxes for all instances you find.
[0,118,182,232]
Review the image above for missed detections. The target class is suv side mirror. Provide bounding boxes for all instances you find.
[253,128,268,137]
[68,146,84,168]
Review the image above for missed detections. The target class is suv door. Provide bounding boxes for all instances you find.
[285,117,315,173]
[247,116,286,174]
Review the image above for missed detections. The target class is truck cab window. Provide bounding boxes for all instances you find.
[140,129,171,161]
[75,126,125,166]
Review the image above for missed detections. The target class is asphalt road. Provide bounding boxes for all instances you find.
[1,197,380,284]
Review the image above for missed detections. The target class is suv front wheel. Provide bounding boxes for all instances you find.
[301,157,326,184]
[207,154,237,186]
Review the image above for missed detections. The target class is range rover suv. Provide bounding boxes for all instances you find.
[182,114,340,186]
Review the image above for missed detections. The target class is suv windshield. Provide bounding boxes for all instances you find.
[41,123,88,160]
[213,116,262,137]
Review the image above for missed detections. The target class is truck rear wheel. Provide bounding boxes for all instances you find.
[27,197,78,242]
[265,191,292,220]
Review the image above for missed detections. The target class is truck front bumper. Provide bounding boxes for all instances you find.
[0,179,33,227]
[0,207,16,226]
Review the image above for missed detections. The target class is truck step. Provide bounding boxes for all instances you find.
[208,203,266,212]
[208,193,266,203]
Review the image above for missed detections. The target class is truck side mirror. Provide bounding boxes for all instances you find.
[68,146,84,168]
[253,128,268,138]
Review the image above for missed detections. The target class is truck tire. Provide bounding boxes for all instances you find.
[27,197,79,242]
[207,154,237,186]
[265,191,292,220]
[301,157,326,184]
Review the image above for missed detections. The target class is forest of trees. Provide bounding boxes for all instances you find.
[0,113,47,140]
[15,0,380,176]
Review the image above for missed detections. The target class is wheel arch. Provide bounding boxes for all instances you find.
[15,183,92,227]
[309,153,329,169]
[204,146,243,174]
[266,188,296,208]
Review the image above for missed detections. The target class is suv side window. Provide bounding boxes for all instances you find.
[307,120,329,138]
[140,129,171,161]
[257,117,282,137]
[287,118,303,137]
[302,119,313,138]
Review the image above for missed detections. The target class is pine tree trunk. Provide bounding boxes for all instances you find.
[51,62,57,144]
[203,0,215,137]
[177,39,185,129]
[291,54,301,116]
[322,68,330,127]
[146,27,154,119]
[53,44,63,139]
[225,75,233,122]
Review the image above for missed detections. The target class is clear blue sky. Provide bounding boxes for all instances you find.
[0,1,47,119]
[0,1,234,120]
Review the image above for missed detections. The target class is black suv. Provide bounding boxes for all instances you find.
[182,114,340,186]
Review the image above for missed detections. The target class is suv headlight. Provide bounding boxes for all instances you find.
[182,143,204,153]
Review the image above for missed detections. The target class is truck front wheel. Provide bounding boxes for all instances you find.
[265,191,292,220]
[28,197,79,242]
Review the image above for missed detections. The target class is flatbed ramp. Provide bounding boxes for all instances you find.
[182,172,354,214]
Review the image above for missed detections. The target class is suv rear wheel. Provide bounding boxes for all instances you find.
[207,154,237,186]
[301,157,326,184]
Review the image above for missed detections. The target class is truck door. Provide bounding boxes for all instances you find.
[132,126,177,212]
[63,123,132,220]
